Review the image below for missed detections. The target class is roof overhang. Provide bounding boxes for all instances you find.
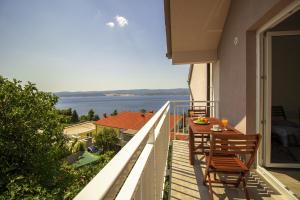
[164,0,231,64]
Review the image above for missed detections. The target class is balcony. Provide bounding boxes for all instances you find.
[74,101,289,200]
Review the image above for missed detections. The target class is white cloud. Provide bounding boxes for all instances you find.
[106,22,115,28]
[115,15,128,27]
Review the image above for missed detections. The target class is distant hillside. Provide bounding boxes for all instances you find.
[55,88,189,97]
[102,89,189,96]
[55,91,105,97]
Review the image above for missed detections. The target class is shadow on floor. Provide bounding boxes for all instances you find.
[170,140,282,200]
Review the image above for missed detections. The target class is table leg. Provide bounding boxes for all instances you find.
[201,133,204,154]
[189,127,195,165]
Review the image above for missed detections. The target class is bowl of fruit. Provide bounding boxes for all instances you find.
[193,117,210,125]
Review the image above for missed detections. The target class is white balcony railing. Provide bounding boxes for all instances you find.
[74,100,218,200]
[171,100,218,138]
[74,101,171,200]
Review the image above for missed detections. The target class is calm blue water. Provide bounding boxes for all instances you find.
[56,95,189,116]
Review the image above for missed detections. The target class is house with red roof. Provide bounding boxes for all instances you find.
[95,111,181,144]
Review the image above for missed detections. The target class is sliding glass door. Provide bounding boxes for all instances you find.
[263,31,300,168]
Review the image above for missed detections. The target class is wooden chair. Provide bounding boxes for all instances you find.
[188,107,207,118]
[203,134,261,200]
[189,127,210,165]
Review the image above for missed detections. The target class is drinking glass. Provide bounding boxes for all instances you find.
[221,119,229,131]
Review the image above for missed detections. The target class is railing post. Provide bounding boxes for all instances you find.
[182,107,185,134]
[168,103,171,141]
[173,102,176,140]
[148,127,155,144]
[75,102,170,200]
[216,101,219,118]
[75,101,223,200]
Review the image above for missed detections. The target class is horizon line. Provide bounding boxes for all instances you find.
[54,88,189,93]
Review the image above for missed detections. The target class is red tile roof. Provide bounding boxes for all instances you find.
[96,112,154,130]
[96,111,181,133]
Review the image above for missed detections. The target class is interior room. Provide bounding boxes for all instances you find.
[271,33,300,164]
[265,10,300,198]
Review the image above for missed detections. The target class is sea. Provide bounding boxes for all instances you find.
[55,95,189,116]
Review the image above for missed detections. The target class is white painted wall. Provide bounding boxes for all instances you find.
[189,64,207,102]
[212,61,220,102]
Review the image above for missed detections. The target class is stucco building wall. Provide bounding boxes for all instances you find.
[217,0,293,132]
[189,64,207,102]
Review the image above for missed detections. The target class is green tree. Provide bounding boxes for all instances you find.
[69,138,79,153]
[0,76,118,199]
[87,109,95,121]
[140,109,146,117]
[80,115,88,122]
[111,109,118,116]
[71,110,79,123]
[65,108,72,115]
[57,108,73,124]
[140,109,147,114]
[94,128,120,152]
[74,141,85,152]
[93,114,100,121]
[59,151,115,199]
[57,108,72,116]
[1,151,116,199]
[0,76,68,187]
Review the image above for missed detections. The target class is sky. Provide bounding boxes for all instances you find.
[0,0,189,92]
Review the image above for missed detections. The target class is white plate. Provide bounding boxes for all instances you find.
[210,128,222,132]
[193,120,210,125]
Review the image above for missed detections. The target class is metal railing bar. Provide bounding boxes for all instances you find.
[74,101,170,200]
[154,107,169,140]
[116,144,154,200]
[170,100,218,103]
[117,106,169,199]
[75,100,219,200]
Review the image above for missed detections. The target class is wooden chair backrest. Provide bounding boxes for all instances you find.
[209,134,261,168]
[188,107,207,117]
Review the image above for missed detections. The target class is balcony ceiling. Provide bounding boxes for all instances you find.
[165,0,231,64]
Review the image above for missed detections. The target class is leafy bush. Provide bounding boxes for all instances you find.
[111,109,118,116]
[80,115,88,122]
[0,76,69,187]
[71,110,79,123]
[0,175,52,200]
[0,76,117,199]
[62,151,115,199]
[79,109,99,122]
[94,128,120,152]
[0,152,116,200]
[87,109,95,121]
[76,142,85,152]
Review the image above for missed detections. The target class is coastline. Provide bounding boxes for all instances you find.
[56,94,189,116]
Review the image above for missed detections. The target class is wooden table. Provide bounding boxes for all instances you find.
[189,118,242,165]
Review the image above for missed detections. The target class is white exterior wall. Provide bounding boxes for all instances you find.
[189,64,207,101]
[212,61,220,103]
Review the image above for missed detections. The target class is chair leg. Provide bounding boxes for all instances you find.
[235,173,242,188]
[203,169,208,185]
[242,175,250,200]
[207,172,214,200]
[214,172,217,181]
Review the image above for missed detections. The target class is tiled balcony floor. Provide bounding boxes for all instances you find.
[170,140,287,200]
[268,168,300,198]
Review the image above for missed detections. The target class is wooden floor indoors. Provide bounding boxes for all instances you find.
[170,140,288,200]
